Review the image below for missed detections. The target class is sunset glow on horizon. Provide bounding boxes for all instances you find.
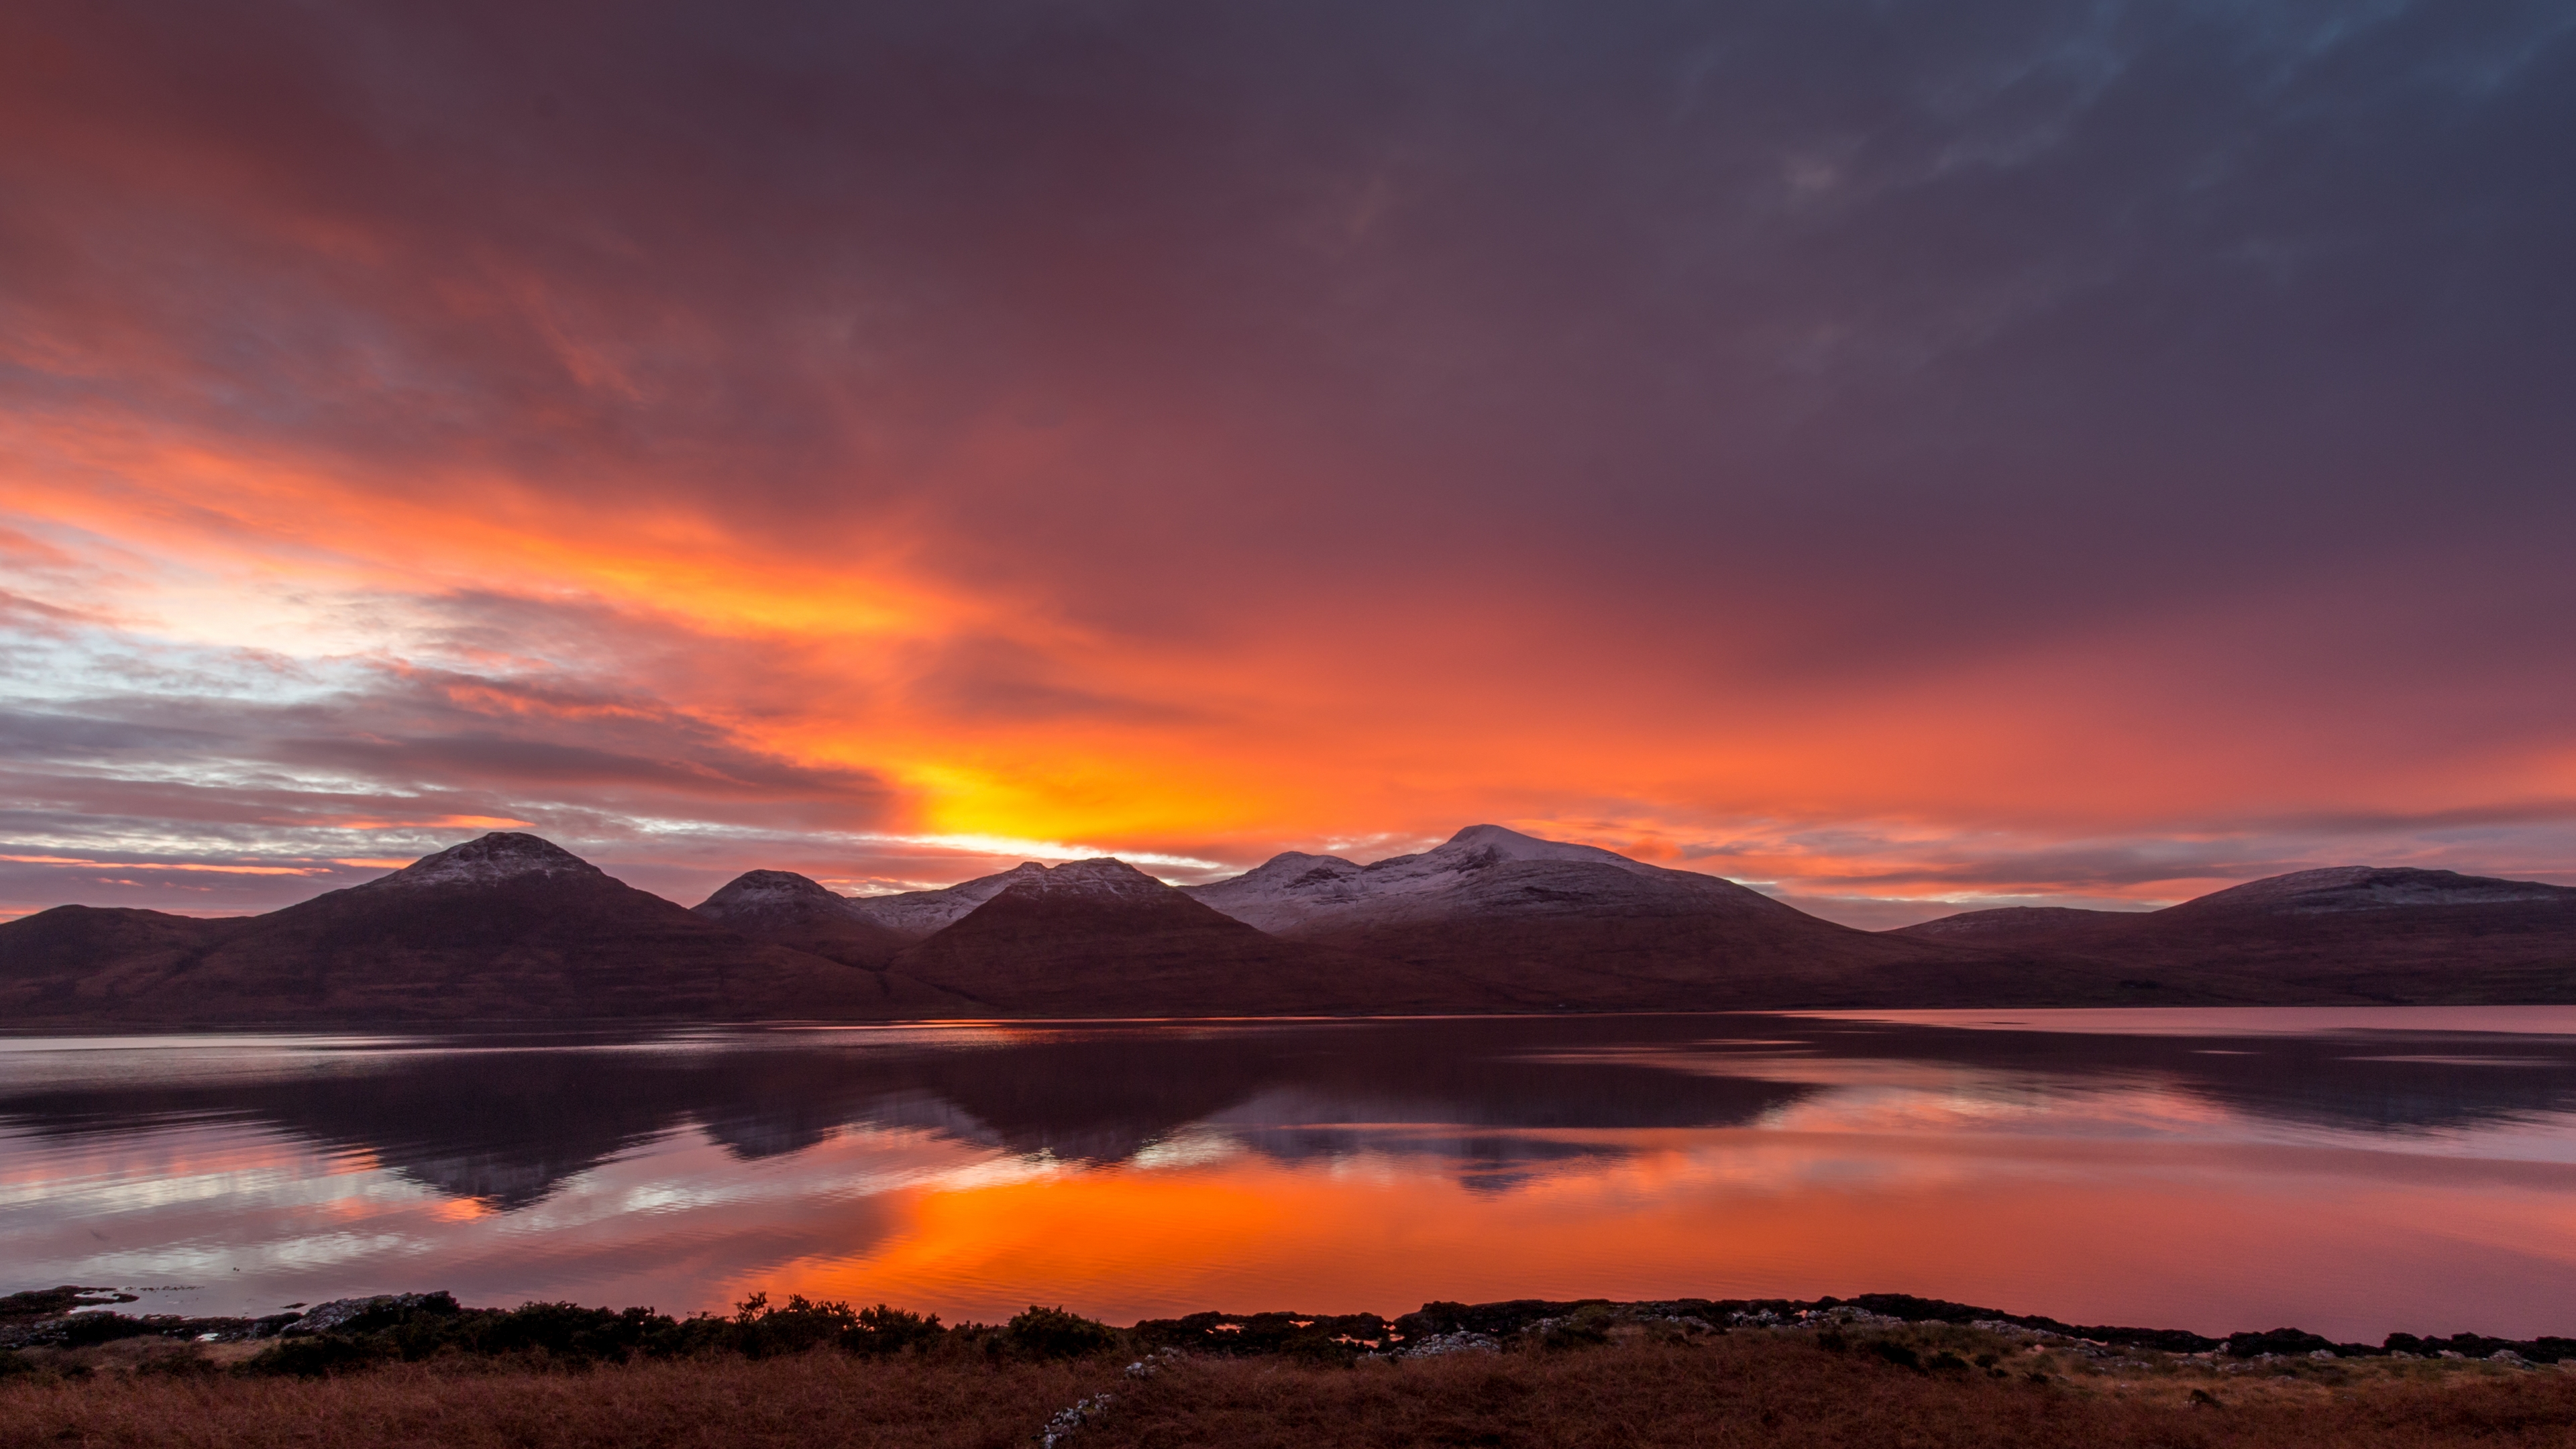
[6,1,2573,925]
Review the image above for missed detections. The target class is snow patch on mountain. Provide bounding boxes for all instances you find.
[1185,824,1788,933]
[692,869,894,935]
[701,869,846,910]
[992,857,1179,904]
[376,833,606,890]
[847,862,1049,938]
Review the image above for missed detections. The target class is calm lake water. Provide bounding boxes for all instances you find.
[8,1009,2576,1341]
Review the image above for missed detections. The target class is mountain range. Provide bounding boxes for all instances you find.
[3,826,2572,1024]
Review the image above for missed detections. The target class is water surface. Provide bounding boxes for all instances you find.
[7,1010,2576,1341]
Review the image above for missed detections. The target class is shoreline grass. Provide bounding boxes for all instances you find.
[9,1297,2576,1448]
[7,1327,2576,1448]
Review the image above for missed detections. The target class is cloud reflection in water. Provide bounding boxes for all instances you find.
[6,1012,2576,1340]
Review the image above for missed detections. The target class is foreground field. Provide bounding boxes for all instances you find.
[7,1324,2575,1449]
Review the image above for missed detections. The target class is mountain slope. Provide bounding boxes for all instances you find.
[845,863,1051,941]
[0,834,938,1024]
[895,858,1493,1016]
[1892,906,2133,943]
[1889,867,2576,1003]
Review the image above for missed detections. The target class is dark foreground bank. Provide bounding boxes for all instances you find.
[8,1289,2576,1448]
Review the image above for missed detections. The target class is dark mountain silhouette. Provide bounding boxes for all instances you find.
[892,857,1495,1016]
[0,834,927,1024]
[1890,866,2576,1002]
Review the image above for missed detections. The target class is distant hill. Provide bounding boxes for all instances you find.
[1889,866,2576,1002]
[5,833,2573,1024]
[0,905,259,1017]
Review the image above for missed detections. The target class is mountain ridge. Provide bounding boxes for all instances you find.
[5,830,2573,1022]
[1888,864,2576,1002]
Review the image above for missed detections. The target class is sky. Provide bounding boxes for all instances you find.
[4,0,2574,926]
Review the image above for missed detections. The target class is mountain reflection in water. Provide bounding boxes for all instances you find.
[7,1011,2576,1341]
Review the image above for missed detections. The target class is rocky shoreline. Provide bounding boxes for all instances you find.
[6,1285,2568,1371]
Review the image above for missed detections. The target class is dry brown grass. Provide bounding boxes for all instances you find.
[7,1331,2576,1448]
[0,1351,1113,1449]
[1091,1337,2576,1449]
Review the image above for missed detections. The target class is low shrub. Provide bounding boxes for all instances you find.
[846,1303,945,1357]
[246,1335,394,1378]
[235,1292,945,1373]
[1866,1339,1921,1371]
[447,1301,684,1362]
[732,1293,859,1360]
[1006,1305,1117,1359]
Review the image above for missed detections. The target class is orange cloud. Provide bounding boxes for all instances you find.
[5,0,2572,919]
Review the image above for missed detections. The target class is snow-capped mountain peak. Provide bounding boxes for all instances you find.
[1400,824,1667,875]
[701,869,845,910]
[996,857,1177,903]
[376,833,606,890]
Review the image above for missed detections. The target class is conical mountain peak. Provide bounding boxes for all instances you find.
[380,832,606,889]
[700,869,845,910]
[1427,824,1642,867]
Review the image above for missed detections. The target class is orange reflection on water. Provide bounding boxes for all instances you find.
[769,1124,2576,1339]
